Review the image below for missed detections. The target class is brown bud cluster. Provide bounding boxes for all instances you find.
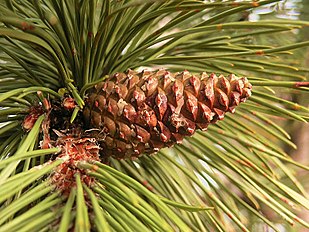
[50,137,100,196]
[83,69,252,159]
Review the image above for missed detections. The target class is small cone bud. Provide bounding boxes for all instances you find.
[83,69,252,159]
[22,106,44,131]
[62,97,77,110]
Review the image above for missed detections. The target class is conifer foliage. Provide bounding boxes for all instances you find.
[0,1,309,231]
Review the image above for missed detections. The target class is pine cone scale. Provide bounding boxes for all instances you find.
[155,87,168,120]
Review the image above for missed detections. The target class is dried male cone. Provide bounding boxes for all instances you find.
[50,137,100,196]
[83,69,252,159]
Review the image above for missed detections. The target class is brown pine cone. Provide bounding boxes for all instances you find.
[83,69,252,159]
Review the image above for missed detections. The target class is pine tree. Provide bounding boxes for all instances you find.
[0,1,309,231]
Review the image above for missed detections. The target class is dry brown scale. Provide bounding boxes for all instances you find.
[83,69,252,159]
[50,137,100,196]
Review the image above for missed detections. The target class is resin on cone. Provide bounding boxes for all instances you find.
[83,70,252,159]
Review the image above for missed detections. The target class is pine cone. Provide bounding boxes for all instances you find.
[83,70,252,159]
